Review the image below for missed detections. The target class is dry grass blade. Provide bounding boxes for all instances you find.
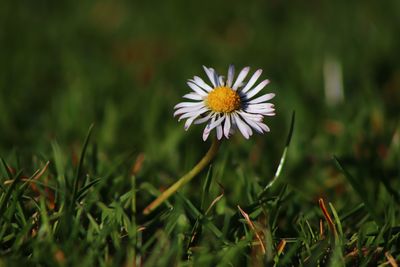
[131,153,145,176]
[32,161,50,180]
[385,251,398,267]
[318,198,337,240]
[238,205,266,255]
[319,219,324,239]
[277,239,287,255]
[3,161,50,185]
[205,182,224,215]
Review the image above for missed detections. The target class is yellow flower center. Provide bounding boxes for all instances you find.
[206,86,241,113]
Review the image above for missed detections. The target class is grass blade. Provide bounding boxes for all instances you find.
[71,123,94,207]
[0,167,23,220]
[259,111,295,198]
[76,177,102,202]
[200,165,213,211]
[333,156,382,225]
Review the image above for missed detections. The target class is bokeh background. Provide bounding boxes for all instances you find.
[1,0,399,214]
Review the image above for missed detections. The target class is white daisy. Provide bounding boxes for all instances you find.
[174,65,275,141]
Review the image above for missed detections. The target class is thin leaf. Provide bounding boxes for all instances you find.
[71,124,94,207]
[76,177,102,202]
[259,111,295,198]
[0,168,23,219]
[176,192,223,238]
[201,165,213,211]
[238,205,266,254]
[333,156,382,225]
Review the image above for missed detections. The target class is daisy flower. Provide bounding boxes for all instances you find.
[174,65,275,141]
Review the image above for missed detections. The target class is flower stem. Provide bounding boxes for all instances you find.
[143,138,221,215]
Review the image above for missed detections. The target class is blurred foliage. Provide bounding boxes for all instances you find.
[1,0,399,203]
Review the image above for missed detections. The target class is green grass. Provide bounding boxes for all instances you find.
[0,0,400,266]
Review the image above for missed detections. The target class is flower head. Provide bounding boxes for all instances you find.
[174,65,275,141]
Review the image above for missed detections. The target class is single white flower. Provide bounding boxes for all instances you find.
[174,65,275,141]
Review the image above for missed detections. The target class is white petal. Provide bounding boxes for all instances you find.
[193,76,213,92]
[245,108,275,116]
[258,122,270,132]
[239,113,264,133]
[202,116,215,141]
[213,70,221,86]
[203,66,218,87]
[219,76,225,86]
[208,115,225,130]
[233,113,252,139]
[202,115,225,141]
[245,79,270,99]
[247,93,275,104]
[184,116,197,130]
[252,120,270,132]
[183,93,203,100]
[177,107,208,120]
[244,104,275,115]
[202,130,211,141]
[241,69,262,93]
[174,105,205,117]
[216,125,223,139]
[241,113,270,132]
[174,101,203,109]
[223,113,231,138]
[187,81,207,96]
[194,113,213,124]
[210,67,221,86]
[247,103,274,109]
[263,112,276,116]
[244,107,274,115]
[227,65,235,87]
[238,111,263,121]
[232,67,250,90]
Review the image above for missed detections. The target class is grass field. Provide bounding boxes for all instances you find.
[0,0,400,266]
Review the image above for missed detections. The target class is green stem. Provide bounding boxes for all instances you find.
[143,138,221,215]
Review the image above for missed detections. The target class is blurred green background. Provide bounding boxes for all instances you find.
[0,0,399,201]
[1,0,400,265]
